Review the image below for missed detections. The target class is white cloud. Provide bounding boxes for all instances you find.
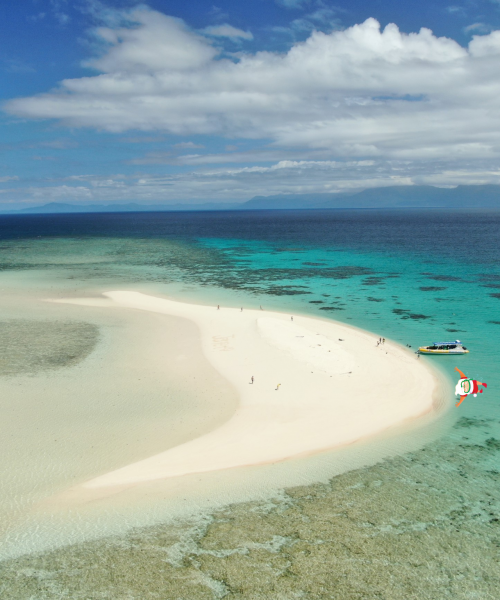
[6,8,500,193]
[173,141,205,149]
[202,24,253,40]
[6,154,500,206]
[50,0,70,26]
[84,9,216,73]
[469,29,500,56]
[30,185,94,199]
[0,176,19,182]
[206,159,376,175]
[446,5,467,16]
[284,6,341,34]
[464,23,491,34]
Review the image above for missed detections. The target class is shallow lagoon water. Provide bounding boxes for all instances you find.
[0,209,498,597]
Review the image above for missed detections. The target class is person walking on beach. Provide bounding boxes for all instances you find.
[291,316,293,321]
[251,376,254,384]
[241,307,243,312]
[260,305,263,310]
[217,305,220,310]
[383,338,385,344]
[276,383,281,390]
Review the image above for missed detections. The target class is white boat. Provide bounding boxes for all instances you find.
[418,340,469,355]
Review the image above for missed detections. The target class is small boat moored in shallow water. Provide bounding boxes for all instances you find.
[418,340,469,355]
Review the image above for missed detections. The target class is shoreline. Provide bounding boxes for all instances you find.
[54,291,442,500]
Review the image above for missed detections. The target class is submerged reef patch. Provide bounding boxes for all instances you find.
[391,309,432,320]
[361,276,386,286]
[0,320,99,376]
[421,273,462,282]
[261,287,311,296]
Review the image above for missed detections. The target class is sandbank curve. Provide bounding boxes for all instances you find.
[54,291,439,491]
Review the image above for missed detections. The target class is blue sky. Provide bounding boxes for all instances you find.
[2,0,500,208]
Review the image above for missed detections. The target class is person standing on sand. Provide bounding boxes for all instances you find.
[276,383,281,390]
[291,316,293,321]
[241,307,243,312]
[217,305,220,310]
[251,376,254,384]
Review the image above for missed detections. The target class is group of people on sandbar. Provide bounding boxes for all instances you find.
[217,304,266,311]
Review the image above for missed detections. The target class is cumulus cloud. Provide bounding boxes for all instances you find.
[84,9,216,73]
[6,7,500,188]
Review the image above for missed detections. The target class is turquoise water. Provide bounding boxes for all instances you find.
[0,209,499,597]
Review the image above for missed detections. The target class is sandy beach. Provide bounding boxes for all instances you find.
[56,291,438,495]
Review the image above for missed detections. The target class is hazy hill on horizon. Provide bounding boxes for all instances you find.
[3,184,500,214]
[244,184,500,209]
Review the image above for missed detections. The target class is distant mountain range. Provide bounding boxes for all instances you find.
[4,184,500,214]
[243,184,500,209]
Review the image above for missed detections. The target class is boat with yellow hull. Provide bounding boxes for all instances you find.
[418,340,469,355]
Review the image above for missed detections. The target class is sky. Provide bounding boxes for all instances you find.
[3,0,500,208]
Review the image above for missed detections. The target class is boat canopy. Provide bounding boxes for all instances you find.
[432,340,462,345]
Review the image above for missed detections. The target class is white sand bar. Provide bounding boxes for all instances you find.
[62,291,437,489]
